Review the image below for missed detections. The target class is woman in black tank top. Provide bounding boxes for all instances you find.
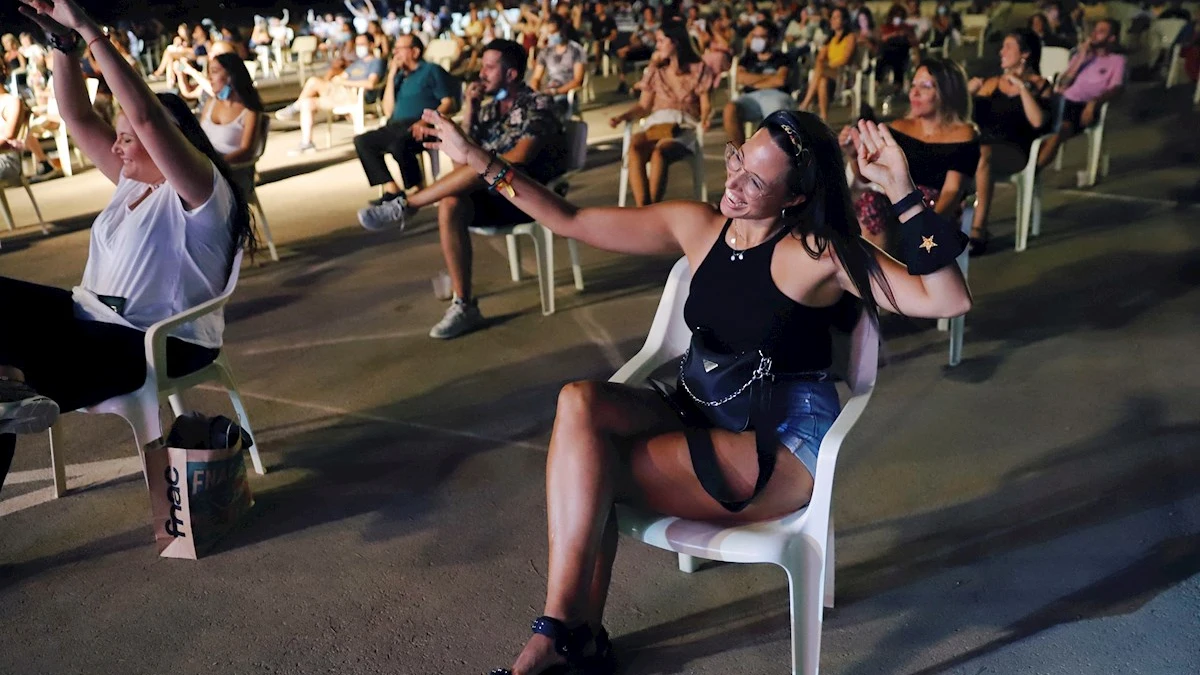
[422,108,974,675]
[967,29,1052,255]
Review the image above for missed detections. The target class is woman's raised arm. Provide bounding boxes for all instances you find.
[23,0,215,207]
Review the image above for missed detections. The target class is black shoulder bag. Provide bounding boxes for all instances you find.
[673,331,780,513]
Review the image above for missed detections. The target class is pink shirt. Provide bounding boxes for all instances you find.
[638,61,715,120]
[1062,51,1126,103]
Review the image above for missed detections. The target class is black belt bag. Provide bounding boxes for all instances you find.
[676,335,778,513]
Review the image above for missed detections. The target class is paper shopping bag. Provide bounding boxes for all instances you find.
[145,440,254,559]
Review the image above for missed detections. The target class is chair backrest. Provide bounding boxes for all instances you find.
[607,257,693,386]
[292,35,319,55]
[1152,18,1187,48]
[1041,46,1072,85]
[223,248,245,299]
[562,119,589,174]
[250,112,270,163]
[425,38,459,67]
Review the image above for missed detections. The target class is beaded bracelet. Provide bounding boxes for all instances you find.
[479,151,498,183]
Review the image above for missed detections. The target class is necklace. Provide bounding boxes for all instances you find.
[728,220,747,261]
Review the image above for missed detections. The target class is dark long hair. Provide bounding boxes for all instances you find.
[759,110,893,323]
[212,53,264,113]
[1008,28,1042,75]
[660,21,702,68]
[156,92,259,263]
[829,6,852,38]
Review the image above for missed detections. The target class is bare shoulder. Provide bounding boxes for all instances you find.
[658,200,728,254]
[945,121,979,143]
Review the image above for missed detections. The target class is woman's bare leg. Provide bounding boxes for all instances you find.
[627,134,654,207]
[648,139,689,204]
[817,75,831,121]
[504,381,814,674]
[506,381,676,675]
[972,145,993,237]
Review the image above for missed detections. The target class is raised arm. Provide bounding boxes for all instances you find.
[45,42,122,183]
[837,121,972,318]
[421,108,696,256]
[24,0,215,205]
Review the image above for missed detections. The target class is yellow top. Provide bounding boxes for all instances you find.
[827,32,855,69]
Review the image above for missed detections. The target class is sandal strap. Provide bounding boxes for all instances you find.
[530,616,592,660]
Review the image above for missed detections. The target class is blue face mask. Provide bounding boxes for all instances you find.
[494,87,508,101]
[547,33,563,46]
[217,84,233,101]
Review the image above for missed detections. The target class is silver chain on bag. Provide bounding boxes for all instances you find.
[679,349,774,408]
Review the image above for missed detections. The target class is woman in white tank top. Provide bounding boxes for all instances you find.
[197,53,265,163]
[0,0,261,492]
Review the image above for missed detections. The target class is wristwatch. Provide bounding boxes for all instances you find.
[47,31,82,54]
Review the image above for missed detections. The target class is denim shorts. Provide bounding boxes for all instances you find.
[770,375,842,479]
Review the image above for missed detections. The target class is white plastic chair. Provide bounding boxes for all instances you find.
[1,118,49,234]
[960,14,990,58]
[1150,18,1187,81]
[322,82,384,148]
[49,78,99,178]
[1040,46,1072,86]
[230,114,279,261]
[467,120,588,316]
[1052,100,1110,188]
[617,119,707,207]
[46,250,266,499]
[936,195,975,366]
[425,38,460,69]
[610,257,879,675]
[1011,134,1053,252]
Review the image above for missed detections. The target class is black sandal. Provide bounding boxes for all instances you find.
[488,616,601,675]
[968,228,991,257]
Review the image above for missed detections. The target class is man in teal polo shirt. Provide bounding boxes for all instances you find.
[354,34,459,202]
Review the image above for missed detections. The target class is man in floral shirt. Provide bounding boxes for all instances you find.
[357,39,565,339]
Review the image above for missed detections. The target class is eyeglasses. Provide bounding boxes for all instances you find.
[724,143,768,200]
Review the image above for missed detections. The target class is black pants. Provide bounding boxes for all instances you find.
[353,118,425,190]
[0,276,218,493]
[876,41,910,84]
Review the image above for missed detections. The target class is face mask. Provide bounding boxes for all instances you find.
[937,6,948,15]
[749,37,767,52]
[494,87,508,101]
[356,45,370,58]
[547,33,563,46]
[893,17,902,25]
[216,84,233,101]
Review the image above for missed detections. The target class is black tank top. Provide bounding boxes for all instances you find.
[683,219,839,374]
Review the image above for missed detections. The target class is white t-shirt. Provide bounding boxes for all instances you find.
[72,165,236,349]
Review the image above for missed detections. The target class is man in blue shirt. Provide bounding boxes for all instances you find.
[354,34,459,201]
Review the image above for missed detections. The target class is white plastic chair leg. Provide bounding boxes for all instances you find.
[21,180,47,232]
[531,224,556,316]
[568,239,584,291]
[55,129,74,177]
[168,393,186,417]
[251,197,279,261]
[824,519,835,609]
[948,315,965,367]
[505,233,522,281]
[785,548,825,675]
[678,553,699,573]
[1085,129,1104,187]
[47,424,68,498]
[691,145,707,203]
[1030,180,1043,238]
[0,190,14,231]
[216,359,266,476]
[618,125,633,207]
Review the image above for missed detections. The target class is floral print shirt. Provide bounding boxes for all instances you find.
[470,86,565,183]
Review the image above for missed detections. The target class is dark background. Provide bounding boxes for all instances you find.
[0,1,363,31]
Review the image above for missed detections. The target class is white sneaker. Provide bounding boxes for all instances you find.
[287,141,317,156]
[429,298,485,339]
[274,103,299,121]
[357,194,411,232]
[0,379,60,435]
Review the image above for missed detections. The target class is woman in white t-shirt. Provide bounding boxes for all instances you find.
[0,0,258,495]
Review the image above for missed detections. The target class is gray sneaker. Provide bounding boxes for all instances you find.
[429,298,485,339]
[0,379,60,435]
[358,194,411,232]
